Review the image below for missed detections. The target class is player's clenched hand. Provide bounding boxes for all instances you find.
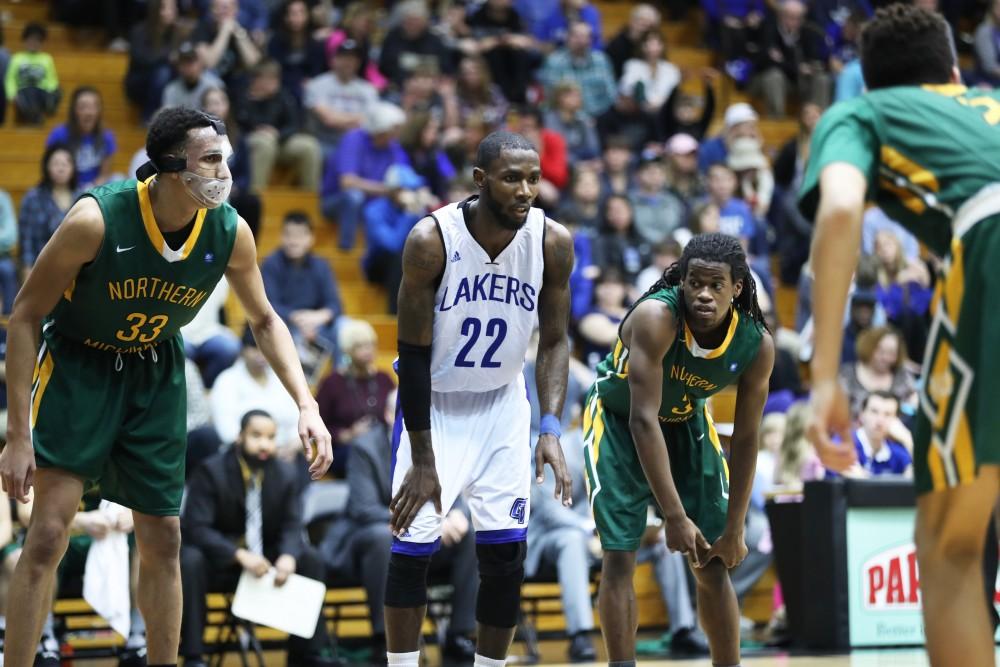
[390,463,442,537]
[665,516,711,567]
[0,438,35,504]
[807,379,856,473]
[535,434,573,507]
[704,530,748,569]
[298,406,333,480]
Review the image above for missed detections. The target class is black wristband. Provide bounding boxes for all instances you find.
[397,341,432,432]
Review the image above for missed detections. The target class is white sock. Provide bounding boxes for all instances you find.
[387,650,420,667]
[474,654,506,667]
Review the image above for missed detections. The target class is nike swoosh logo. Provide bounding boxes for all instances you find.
[721,473,729,500]
[116,245,135,253]
[697,433,704,441]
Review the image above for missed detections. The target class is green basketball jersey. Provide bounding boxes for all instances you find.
[591,285,765,423]
[49,178,238,352]
[799,85,1000,257]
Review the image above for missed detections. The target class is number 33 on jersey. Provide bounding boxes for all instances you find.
[428,199,545,393]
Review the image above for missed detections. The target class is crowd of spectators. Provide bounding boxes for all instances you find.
[0,0,982,662]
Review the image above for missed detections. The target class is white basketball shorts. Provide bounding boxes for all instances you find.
[390,378,532,555]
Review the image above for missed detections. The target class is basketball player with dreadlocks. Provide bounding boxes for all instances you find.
[800,5,1000,664]
[584,233,773,667]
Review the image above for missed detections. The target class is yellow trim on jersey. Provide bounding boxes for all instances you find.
[953,412,976,484]
[927,445,947,491]
[944,237,965,323]
[683,309,740,360]
[704,405,729,481]
[30,351,54,429]
[880,146,940,215]
[136,177,208,261]
[922,84,968,97]
[63,278,75,302]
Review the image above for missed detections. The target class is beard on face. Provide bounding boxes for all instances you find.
[481,181,528,231]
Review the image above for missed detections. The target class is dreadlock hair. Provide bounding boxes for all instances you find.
[632,232,770,333]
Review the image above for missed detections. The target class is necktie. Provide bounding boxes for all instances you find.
[245,475,264,556]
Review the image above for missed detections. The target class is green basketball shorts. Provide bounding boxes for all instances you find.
[31,328,187,516]
[582,389,730,551]
[914,213,1000,495]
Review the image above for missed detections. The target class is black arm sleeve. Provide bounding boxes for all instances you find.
[397,341,432,431]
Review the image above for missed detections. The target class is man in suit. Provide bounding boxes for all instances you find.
[179,410,336,667]
[319,391,478,665]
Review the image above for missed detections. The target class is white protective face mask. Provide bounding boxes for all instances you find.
[181,170,233,208]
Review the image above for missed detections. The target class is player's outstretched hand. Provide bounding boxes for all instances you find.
[0,438,35,504]
[704,530,749,569]
[535,434,573,507]
[390,463,442,537]
[298,407,334,480]
[665,515,711,567]
[806,379,856,473]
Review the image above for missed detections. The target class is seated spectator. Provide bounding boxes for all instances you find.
[261,211,343,369]
[377,0,452,90]
[385,61,454,123]
[181,277,240,388]
[618,31,681,120]
[605,3,661,79]
[321,101,409,250]
[192,0,263,89]
[698,102,760,172]
[873,228,932,349]
[598,135,637,200]
[267,0,326,105]
[324,2,385,91]
[399,112,457,202]
[237,59,322,191]
[468,0,537,104]
[862,207,919,262]
[0,188,18,314]
[211,332,301,448]
[162,42,226,110]
[184,357,223,476]
[629,155,687,245]
[535,0,603,51]
[7,487,147,666]
[200,86,262,236]
[315,319,395,477]
[556,165,603,232]
[304,38,378,151]
[976,0,1000,87]
[578,267,631,369]
[726,136,774,221]
[19,144,77,278]
[659,68,717,142]
[45,86,117,189]
[125,0,192,121]
[838,391,913,478]
[5,22,60,125]
[751,0,830,118]
[362,165,437,313]
[433,0,480,70]
[543,80,602,164]
[506,106,568,207]
[774,401,825,490]
[705,0,765,76]
[523,345,598,662]
[453,54,509,132]
[664,133,705,206]
[319,391,478,664]
[539,21,617,118]
[840,325,916,420]
[705,163,755,251]
[773,101,822,190]
[593,194,649,286]
[180,410,336,667]
[635,238,681,292]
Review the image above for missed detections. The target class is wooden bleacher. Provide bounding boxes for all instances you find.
[0,0,782,657]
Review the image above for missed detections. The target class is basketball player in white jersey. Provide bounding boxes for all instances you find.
[385,131,575,667]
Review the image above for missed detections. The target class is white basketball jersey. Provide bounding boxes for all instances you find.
[429,198,545,393]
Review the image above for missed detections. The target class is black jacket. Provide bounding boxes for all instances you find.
[181,447,305,565]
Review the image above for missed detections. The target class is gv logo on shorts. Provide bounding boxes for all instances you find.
[509,498,527,525]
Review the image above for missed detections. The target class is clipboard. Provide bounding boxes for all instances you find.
[231,569,327,638]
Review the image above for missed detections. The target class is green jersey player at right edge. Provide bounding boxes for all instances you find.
[585,234,774,667]
[799,5,1000,665]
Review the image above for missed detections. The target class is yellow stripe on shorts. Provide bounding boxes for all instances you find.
[704,405,730,481]
[30,351,54,429]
